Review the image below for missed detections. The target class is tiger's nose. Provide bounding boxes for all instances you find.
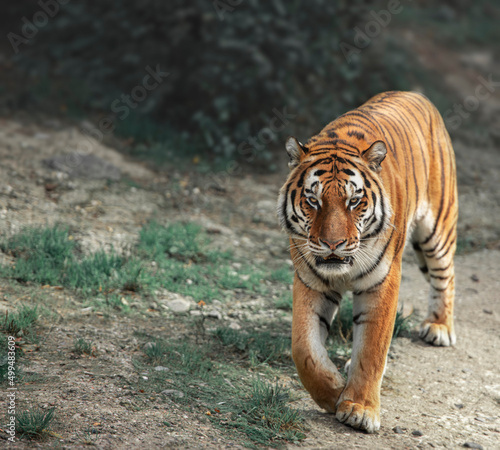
[319,238,346,251]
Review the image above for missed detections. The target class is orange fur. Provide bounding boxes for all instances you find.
[277,91,458,432]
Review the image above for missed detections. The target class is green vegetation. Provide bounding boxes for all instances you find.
[73,338,96,356]
[274,292,293,311]
[15,407,56,440]
[0,334,9,383]
[455,235,487,255]
[0,222,269,302]
[400,1,500,47]
[2,305,39,338]
[393,307,413,339]
[1,226,74,286]
[14,1,488,165]
[0,225,138,294]
[0,305,40,383]
[233,379,305,444]
[137,333,304,447]
[215,328,290,366]
[268,266,293,284]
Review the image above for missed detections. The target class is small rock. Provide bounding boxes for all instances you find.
[455,403,464,409]
[412,430,423,436]
[229,322,241,330]
[392,426,404,434]
[143,342,156,351]
[165,298,191,313]
[463,443,483,450]
[207,310,222,320]
[482,309,493,315]
[43,154,121,180]
[154,366,169,372]
[470,274,479,282]
[160,389,184,398]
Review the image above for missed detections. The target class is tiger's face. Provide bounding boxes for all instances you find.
[278,137,390,279]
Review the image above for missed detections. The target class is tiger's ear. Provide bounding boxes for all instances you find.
[362,141,387,173]
[285,137,307,169]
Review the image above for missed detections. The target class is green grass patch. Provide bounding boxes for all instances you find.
[229,379,306,445]
[268,266,293,284]
[2,305,39,338]
[1,225,74,285]
[136,335,304,447]
[214,328,291,366]
[73,338,95,356]
[0,334,9,383]
[0,305,40,383]
[137,221,265,302]
[0,222,259,302]
[0,226,144,295]
[139,221,209,261]
[455,235,487,255]
[15,406,56,440]
[393,307,412,339]
[1,222,271,303]
[274,292,293,311]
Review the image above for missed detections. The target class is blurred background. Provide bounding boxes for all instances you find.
[1,0,499,171]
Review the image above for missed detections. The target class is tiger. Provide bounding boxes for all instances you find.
[277,91,458,433]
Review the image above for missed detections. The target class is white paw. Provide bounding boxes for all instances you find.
[336,400,380,433]
[419,322,456,346]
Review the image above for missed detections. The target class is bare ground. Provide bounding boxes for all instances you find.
[0,110,498,450]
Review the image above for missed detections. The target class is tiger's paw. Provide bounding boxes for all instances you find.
[335,400,380,433]
[419,321,456,346]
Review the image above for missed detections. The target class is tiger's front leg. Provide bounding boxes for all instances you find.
[291,275,345,412]
[335,265,401,433]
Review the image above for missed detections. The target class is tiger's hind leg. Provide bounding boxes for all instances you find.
[414,210,457,346]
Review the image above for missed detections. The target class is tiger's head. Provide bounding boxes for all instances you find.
[277,136,392,279]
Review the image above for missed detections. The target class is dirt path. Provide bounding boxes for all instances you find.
[0,115,499,449]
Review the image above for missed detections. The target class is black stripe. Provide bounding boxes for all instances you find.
[282,183,294,232]
[347,130,365,140]
[359,170,371,188]
[295,271,313,290]
[325,292,341,305]
[353,311,367,325]
[430,274,449,280]
[428,262,452,272]
[362,177,386,240]
[353,227,394,281]
[318,314,330,332]
[434,237,456,260]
